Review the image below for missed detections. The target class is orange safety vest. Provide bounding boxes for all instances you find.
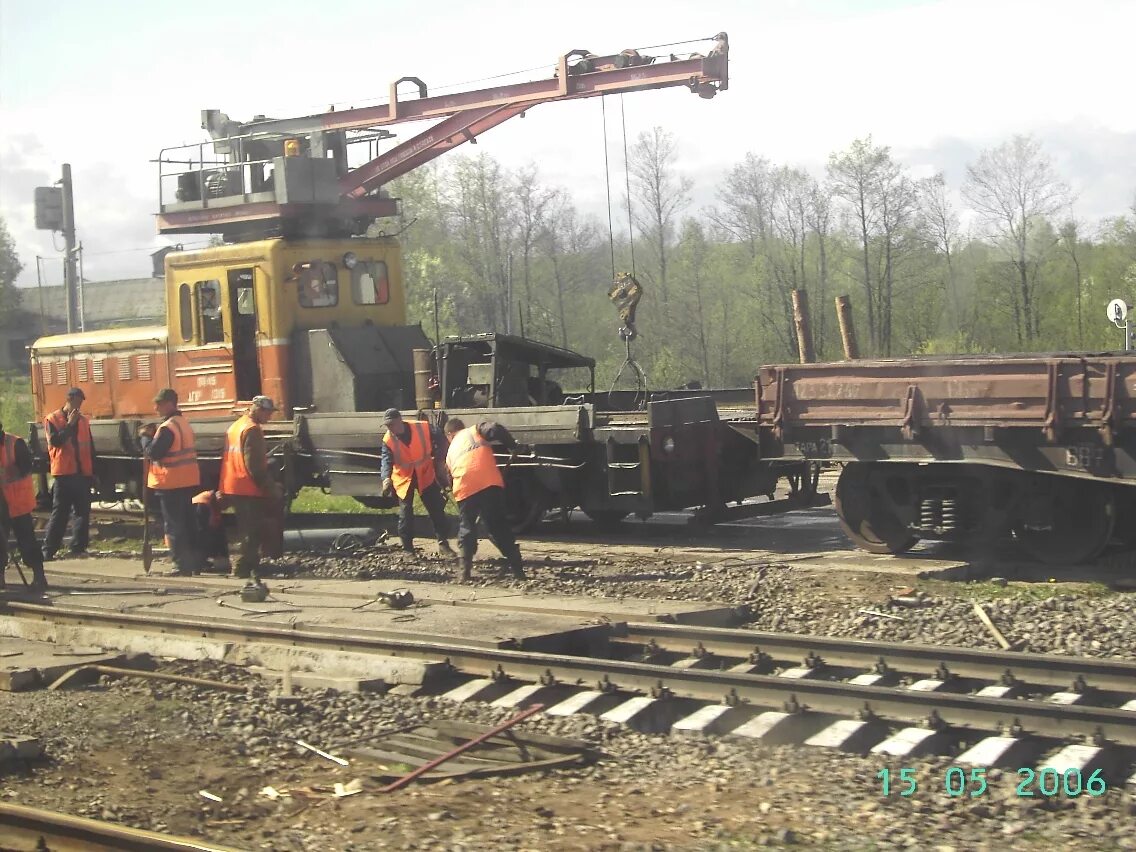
[45,409,93,476]
[220,415,266,497]
[383,420,436,499]
[0,433,36,518]
[147,414,200,490]
[446,425,504,502]
[193,490,223,528]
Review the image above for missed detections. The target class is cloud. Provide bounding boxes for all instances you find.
[1,134,166,287]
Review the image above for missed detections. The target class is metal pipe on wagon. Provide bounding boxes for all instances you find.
[412,348,434,411]
[791,289,815,364]
[835,294,860,360]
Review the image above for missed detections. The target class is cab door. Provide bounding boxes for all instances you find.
[229,268,262,400]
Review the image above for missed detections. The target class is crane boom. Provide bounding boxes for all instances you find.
[156,34,728,240]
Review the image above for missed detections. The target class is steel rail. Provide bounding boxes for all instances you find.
[6,603,1136,745]
[0,802,242,852]
[618,622,1136,692]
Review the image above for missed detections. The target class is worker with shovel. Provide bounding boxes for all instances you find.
[0,418,49,592]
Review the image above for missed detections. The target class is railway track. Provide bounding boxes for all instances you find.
[0,802,241,852]
[4,599,1135,784]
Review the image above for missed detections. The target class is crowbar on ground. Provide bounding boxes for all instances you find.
[858,608,905,621]
[295,739,350,766]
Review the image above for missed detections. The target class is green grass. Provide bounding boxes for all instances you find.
[0,371,34,434]
[289,487,457,516]
[290,489,384,514]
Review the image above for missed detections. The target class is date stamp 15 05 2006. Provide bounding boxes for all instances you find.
[877,766,1109,799]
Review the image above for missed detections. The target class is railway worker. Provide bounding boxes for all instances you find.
[140,389,204,577]
[0,419,49,591]
[41,387,95,561]
[442,417,525,582]
[220,395,282,579]
[380,408,457,559]
[193,490,231,573]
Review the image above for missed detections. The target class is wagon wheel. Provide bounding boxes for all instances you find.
[834,463,919,555]
[582,509,630,530]
[502,470,550,534]
[1012,479,1116,565]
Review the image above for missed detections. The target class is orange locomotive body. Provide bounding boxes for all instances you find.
[31,237,407,421]
[27,236,429,504]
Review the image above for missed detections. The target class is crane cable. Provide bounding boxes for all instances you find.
[621,94,636,277]
[600,97,648,410]
[600,97,616,281]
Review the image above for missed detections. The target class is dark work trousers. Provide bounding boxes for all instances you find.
[455,485,517,559]
[1,509,46,586]
[229,495,266,578]
[155,486,202,575]
[398,478,451,548]
[194,504,230,563]
[42,474,92,557]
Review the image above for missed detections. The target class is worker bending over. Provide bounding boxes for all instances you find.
[443,418,524,582]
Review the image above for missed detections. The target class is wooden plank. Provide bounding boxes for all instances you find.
[973,602,1013,650]
[430,719,590,752]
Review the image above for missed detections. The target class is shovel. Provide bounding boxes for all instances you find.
[142,459,153,575]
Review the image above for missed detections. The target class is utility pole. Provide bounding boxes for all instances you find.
[35,257,47,334]
[61,164,80,333]
[505,253,513,335]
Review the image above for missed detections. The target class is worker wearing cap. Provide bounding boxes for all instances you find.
[140,388,202,577]
[380,408,456,559]
[443,417,524,582]
[41,387,95,560]
[220,396,282,579]
[0,418,49,591]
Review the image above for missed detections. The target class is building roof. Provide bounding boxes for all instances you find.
[27,278,166,329]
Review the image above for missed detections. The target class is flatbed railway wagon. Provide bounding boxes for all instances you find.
[753,353,1136,564]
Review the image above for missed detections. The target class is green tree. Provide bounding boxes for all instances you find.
[963,134,1068,344]
[0,216,24,324]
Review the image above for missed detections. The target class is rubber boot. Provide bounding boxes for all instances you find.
[31,567,49,592]
[457,549,473,583]
[506,544,525,580]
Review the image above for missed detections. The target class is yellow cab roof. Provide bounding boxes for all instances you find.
[31,326,168,353]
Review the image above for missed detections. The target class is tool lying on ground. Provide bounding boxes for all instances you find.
[353,589,415,611]
[240,580,269,603]
[330,529,389,553]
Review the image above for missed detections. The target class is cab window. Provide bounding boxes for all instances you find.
[178,283,193,342]
[297,262,339,308]
[196,279,224,343]
[352,260,390,305]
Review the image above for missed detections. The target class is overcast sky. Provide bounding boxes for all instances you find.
[2,0,1134,288]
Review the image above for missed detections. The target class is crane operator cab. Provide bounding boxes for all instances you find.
[163,238,429,418]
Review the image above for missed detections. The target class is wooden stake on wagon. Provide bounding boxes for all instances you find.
[835,294,860,360]
[791,289,816,364]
